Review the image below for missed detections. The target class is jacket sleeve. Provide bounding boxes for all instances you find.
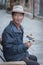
[2,30,28,54]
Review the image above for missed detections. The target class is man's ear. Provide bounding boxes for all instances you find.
[22,14,24,19]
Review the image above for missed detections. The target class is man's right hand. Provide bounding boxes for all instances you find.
[26,41,32,48]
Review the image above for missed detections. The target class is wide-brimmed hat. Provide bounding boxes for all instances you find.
[12,5,25,14]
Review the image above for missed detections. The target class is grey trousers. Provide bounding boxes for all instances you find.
[21,55,40,65]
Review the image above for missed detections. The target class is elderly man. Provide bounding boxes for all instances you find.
[2,4,39,65]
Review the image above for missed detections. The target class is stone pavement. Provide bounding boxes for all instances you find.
[0,10,43,65]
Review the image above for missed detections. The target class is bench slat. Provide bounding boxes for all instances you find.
[0,61,26,65]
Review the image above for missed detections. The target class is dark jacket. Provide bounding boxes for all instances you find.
[2,21,29,61]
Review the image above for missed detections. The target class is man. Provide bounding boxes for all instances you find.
[2,4,39,65]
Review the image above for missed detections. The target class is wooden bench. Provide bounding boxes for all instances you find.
[0,37,26,65]
[0,61,26,65]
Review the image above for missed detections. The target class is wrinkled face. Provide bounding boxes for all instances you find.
[12,12,24,25]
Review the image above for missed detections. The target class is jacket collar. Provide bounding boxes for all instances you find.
[10,21,23,33]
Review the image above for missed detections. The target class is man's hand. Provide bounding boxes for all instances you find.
[26,41,32,48]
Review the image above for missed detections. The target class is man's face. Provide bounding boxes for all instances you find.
[12,12,24,25]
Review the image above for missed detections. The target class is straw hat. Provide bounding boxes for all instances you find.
[12,5,25,14]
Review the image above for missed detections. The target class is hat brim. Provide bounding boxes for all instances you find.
[12,10,25,14]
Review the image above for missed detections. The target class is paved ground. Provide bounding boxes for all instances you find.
[0,10,43,65]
